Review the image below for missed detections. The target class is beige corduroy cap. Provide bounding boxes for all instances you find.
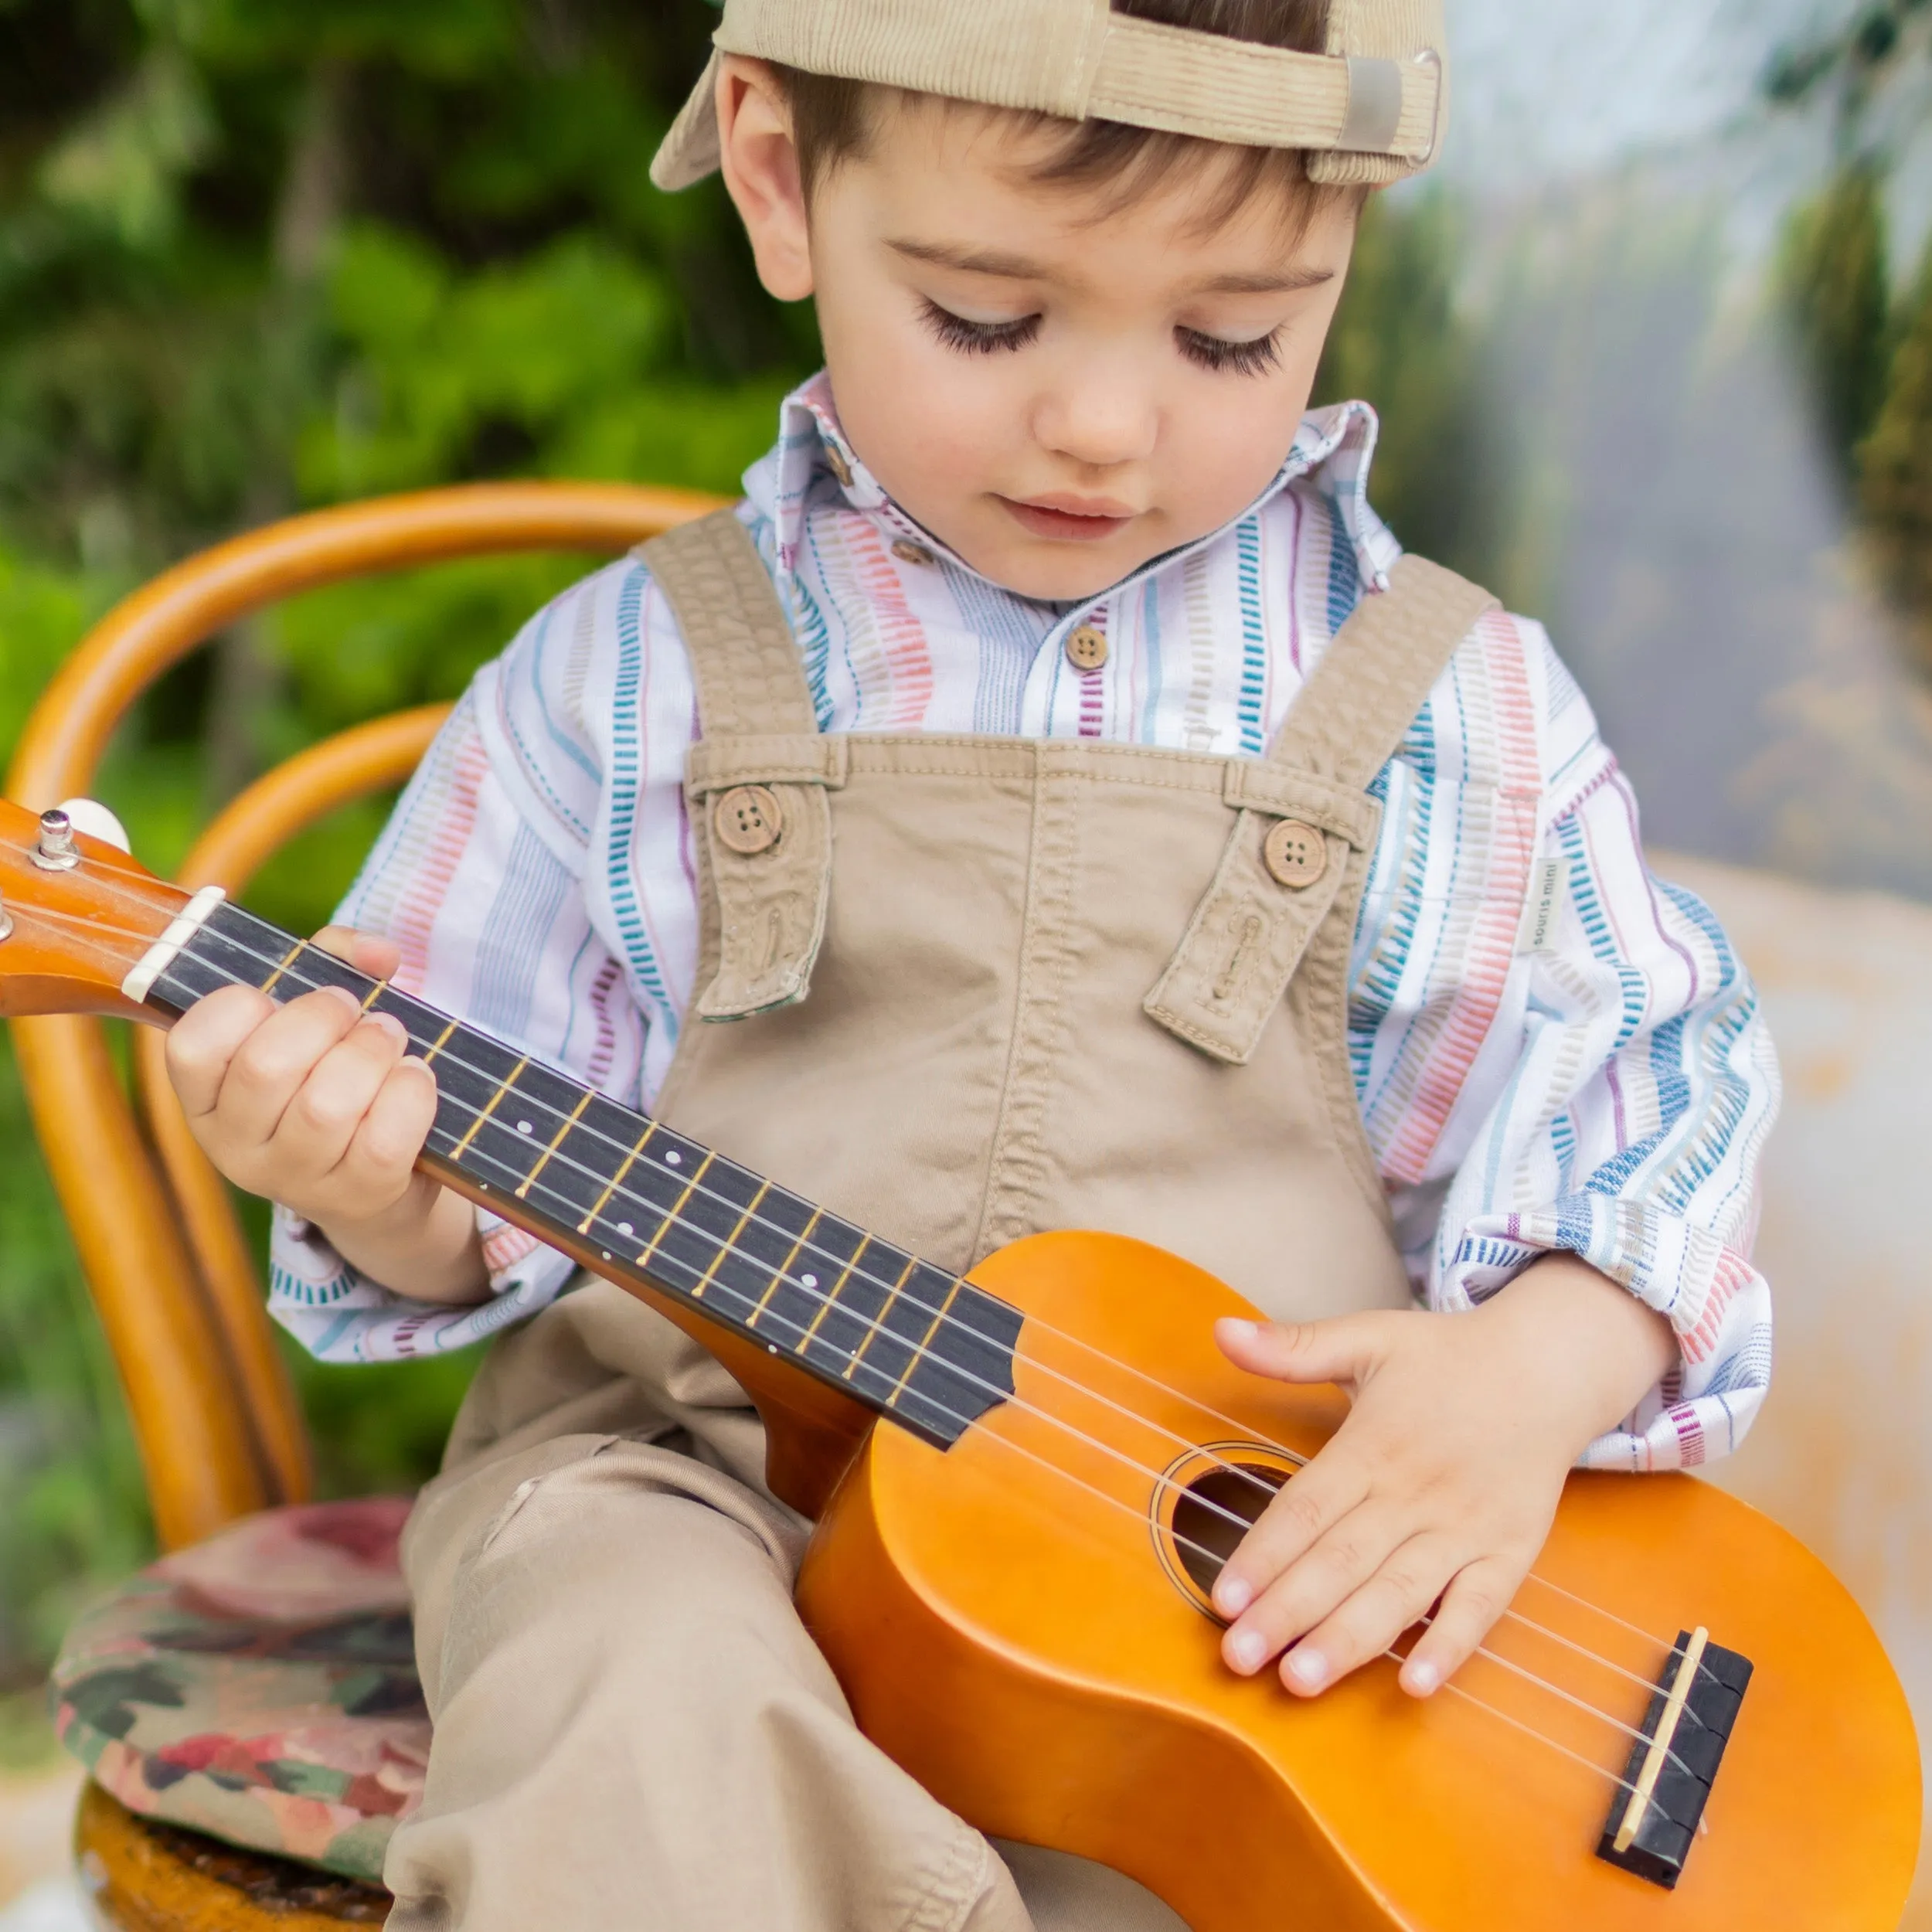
[650,0,1447,194]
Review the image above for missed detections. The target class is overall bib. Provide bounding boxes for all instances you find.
[383,514,1496,1932]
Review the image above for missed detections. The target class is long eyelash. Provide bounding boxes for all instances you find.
[1177,328,1284,377]
[920,299,1042,356]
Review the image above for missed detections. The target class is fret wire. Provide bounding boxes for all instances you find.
[359,979,387,1013]
[258,937,307,998]
[689,1180,772,1302]
[577,1121,658,1233]
[844,1256,919,1380]
[517,1087,594,1200]
[449,1056,526,1161]
[422,1019,458,1061]
[637,1151,716,1273]
[890,1275,968,1410]
[747,1207,822,1331]
[798,1234,873,1354]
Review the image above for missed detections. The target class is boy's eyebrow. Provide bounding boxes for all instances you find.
[887,238,1332,295]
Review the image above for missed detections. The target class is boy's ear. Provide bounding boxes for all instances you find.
[716,56,815,304]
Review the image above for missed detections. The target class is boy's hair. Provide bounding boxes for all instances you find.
[777,0,1352,230]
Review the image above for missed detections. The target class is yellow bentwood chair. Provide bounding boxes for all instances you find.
[5,481,726,1929]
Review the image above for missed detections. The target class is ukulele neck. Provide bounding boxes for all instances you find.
[137,896,1021,1449]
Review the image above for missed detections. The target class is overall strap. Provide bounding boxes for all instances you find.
[641,509,844,1022]
[1145,554,1501,1064]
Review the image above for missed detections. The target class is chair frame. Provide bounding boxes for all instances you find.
[5,481,723,1550]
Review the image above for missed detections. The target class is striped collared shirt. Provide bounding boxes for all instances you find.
[269,373,1777,1473]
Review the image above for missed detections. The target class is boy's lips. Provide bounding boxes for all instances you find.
[997,494,1138,543]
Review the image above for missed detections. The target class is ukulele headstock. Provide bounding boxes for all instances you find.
[0,796,186,1022]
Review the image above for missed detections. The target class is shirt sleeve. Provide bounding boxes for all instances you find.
[266,574,651,1364]
[1355,617,1779,1471]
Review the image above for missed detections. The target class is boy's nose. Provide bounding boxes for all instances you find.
[1032,370,1158,471]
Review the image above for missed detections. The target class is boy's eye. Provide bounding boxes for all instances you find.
[1176,327,1284,377]
[920,299,1042,356]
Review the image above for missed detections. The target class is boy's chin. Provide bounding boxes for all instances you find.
[951,519,1164,604]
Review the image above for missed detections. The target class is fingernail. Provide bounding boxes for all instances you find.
[1226,1629,1267,1673]
[1403,1658,1440,1697]
[1214,1575,1253,1617]
[366,1012,407,1046]
[398,1056,436,1080]
[1285,1647,1328,1689]
[321,986,361,1013]
[1220,1318,1260,1340]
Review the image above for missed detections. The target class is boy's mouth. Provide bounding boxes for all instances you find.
[997,494,1137,543]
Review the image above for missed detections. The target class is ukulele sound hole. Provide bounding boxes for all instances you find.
[1162,1456,1292,1614]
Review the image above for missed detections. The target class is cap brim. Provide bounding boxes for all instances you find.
[651,49,723,192]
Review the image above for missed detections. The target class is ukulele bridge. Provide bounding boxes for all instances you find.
[1595,1627,1753,1889]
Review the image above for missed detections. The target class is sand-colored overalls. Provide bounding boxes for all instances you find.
[381,513,1496,1932]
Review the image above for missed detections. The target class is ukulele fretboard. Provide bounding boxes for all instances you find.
[146,900,1022,1449]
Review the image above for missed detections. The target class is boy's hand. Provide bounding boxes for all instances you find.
[165,926,486,1304]
[1209,1257,1677,1699]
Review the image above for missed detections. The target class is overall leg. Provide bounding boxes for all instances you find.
[382,1434,1032,1932]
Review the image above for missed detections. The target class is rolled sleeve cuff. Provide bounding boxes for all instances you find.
[1437,1193,1773,1474]
[266,1202,577,1364]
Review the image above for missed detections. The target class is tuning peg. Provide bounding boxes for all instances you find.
[56,798,131,854]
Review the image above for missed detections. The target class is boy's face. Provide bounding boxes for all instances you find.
[719,63,1362,603]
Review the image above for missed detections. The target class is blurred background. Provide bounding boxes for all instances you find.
[0,0,1930,1921]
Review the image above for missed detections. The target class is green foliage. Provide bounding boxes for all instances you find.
[1777,165,1893,483]
[0,0,811,1690]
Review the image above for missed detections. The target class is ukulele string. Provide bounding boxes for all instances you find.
[17,890,1723,1708]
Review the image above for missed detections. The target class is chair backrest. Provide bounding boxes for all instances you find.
[5,480,726,1549]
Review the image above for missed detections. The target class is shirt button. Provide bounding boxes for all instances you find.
[714,784,784,855]
[1064,624,1108,672]
[824,446,855,488]
[890,539,937,567]
[1263,818,1328,889]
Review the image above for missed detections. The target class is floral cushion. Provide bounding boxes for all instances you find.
[50,1498,427,1884]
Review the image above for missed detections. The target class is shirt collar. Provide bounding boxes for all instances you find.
[742,369,1394,599]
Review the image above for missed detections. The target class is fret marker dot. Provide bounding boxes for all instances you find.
[767,1344,777,1354]
[801,1274,818,1289]
[665,1151,682,1165]
[617,1222,634,1236]
[601,1251,611,1261]
[517,1121,532,1134]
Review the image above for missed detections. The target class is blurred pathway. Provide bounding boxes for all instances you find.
[0,1758,82,1928]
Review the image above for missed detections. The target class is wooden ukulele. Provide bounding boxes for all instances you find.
[1,795,1920,1931]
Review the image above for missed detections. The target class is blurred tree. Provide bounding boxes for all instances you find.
[1313,189,1495,582]
[1861,250,1932,675]
[1765,1,1932,658]
[1777,165,1892,483]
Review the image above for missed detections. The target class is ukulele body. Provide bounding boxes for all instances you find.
[797,1230,1920,1932]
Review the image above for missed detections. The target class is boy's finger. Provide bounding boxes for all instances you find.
[1217,1500,1403,1677]
[166,984,278,1118]
[1395,1554,1525,1698]
[1273,1531,1462,1697]
[271,1014,411,1172]
[1215,1311,1394,1389]
[212,985,366,1145]
[1211,1447,1373,1621]
[332,1060,439,1203]
[313,923,402,981]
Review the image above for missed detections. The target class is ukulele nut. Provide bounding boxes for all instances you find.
[0,897,12,944]
[33,808,80,871]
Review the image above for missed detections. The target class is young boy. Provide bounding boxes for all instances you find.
[165,3,1778,1927]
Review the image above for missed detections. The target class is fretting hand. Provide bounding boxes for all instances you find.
[165,925,486,1304]
[1210,1255,1678,1698]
